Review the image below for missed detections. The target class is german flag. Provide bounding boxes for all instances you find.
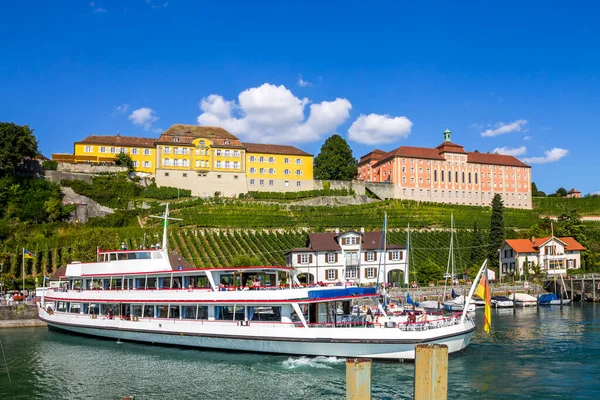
[475,269,491,333]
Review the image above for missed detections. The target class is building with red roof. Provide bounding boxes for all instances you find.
[499,236,585,278]
[357,128,532,209]
[286,228,407,286]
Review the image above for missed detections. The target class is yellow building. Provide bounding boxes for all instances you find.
[52,134,156,174]
[52,124,314,197]
[243,143,313,191]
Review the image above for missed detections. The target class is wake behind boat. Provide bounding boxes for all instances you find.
[38,206,481,361]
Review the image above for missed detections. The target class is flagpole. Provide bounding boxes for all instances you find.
[22,248,25,297]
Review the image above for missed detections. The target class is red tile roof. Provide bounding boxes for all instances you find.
[243,143,312,156]
[358,149,387,164]
[373,146,445,166]
[505,236,585,253]
[467,152,530,168]
[76,134,156,148]
[435,141,467,154]
[302,231,405,252]
[559,237,586,251]
[157,124,242,146]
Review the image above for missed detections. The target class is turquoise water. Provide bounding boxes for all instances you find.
[1,304,600,399]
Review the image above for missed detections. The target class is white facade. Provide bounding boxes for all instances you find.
[499,237,583,278]
[286,231,407,286]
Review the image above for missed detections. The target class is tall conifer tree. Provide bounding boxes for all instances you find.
[488,194,505,266]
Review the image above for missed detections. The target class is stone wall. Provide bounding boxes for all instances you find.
[46,170,93,184]
[0,304,38,320]
[57,162,127,174]
[364,182,396,199]
[313,180,366,195]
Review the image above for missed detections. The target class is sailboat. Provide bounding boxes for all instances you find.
[442,215,476,312]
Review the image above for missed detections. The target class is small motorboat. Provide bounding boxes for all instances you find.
[491,296,514,308]
[513,293,537,307]
[443,295,476,312]
[538,293,571,305]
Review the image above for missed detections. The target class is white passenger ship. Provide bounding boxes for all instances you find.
[38,208,479,360]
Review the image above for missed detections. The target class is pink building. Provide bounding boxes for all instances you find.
[357,128,532,209]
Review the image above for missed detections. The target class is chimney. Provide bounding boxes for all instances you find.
[360,227,365,234]
[335,228,340,234]
[531,236,535,244]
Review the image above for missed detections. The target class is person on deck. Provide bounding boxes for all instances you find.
[366,308,373,327]
[107,308,114,320]
[253,277,261,290]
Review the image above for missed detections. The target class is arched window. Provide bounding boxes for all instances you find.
[173,159,179,167]
[434,170,437,182]
[233,161,239,169]
[225,161,230,169]
[163,158,170,166]
[441,170,445,182]
[182,159,189,167]
[216,161,222,168]
[475,173,478,184]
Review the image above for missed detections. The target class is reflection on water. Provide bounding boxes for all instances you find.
[1,304,600,399]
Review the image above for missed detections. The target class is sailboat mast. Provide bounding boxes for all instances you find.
[405,223,410,286]
[383,212,387,287]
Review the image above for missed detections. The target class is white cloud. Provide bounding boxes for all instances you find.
[492,146,527,157]
[298,75,311,87]
[89,1,106,13]
[197,83,352,143]
[481,119,528,137]
[521,148,569,164]
[470,123,484,130]
[523,136,531,140]
[348,114,413,145]
[113,104,129,115]
[128,107,159,131]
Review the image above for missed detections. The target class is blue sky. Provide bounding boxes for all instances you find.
[1,1,599,195]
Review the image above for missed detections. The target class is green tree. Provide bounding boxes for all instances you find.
[313,134,357,181]
[470,221,485,267]
[531,182,538,196]
[488,194,505,265]
[416,259,444,284]
[555,187,568,197]
[0,122,39,177]
[115,152,134,169]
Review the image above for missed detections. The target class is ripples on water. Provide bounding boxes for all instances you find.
[1,304,600,399]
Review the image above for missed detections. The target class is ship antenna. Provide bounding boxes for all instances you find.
[149,203,182,253]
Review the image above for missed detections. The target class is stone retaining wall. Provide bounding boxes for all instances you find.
[0,304,39,320]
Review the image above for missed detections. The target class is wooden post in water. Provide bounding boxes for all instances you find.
[346,358,372,400]
[581,276,585,303]
[593,276,596,302]
[414,344,448,400]
[570,278,574,302]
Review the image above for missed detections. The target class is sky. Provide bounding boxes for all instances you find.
[1,1,599,195]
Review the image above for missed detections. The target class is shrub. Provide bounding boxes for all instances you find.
[140,184,191,200]
[248,188,354,201]
[42,160,58,171]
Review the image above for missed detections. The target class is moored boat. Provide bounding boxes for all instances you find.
[513,293,537,307]
[538,293,571,305]
[38,206,480,361]
[491,296,514,308]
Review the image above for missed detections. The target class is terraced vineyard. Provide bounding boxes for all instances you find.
[4,226,492,280]
[149,198,542,230]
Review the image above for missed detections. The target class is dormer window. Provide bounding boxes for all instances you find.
[224,140,229,145]
[173,136,179,143]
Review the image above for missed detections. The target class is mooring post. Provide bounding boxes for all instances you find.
[414,344,448,400]
[570,278,574,302]
[593,276,596,302]
[346,358,372,400]
[581,277,585,303]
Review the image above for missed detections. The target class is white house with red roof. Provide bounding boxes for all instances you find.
[286,229,407,286]
[357,128,532,209]
[499,236,586,278]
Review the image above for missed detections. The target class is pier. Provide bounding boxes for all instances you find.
[544,273,600,302]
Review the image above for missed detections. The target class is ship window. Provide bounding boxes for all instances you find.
[169,305,180,319]
[146,277,157,289]
[198,306,209,320]
[182,305,197,319]
[143,305,154,318]
[110,253,117,261]
[156,305,168,318]
[89,303,99,315]
[249,306,281,322]
[69,303,81,313]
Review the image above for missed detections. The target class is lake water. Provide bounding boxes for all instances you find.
[1,304,600,399]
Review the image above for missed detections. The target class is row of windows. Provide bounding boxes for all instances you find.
[248,168,303,175]
[162,147,241,158]
[249,179,302,187]
[398,157,528,171]
[131,161,152,168]
[84,146,152,156]
[248,156,303,164]
[400,188,529,201]
[163,172,240,180]
[298,250,402,264]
